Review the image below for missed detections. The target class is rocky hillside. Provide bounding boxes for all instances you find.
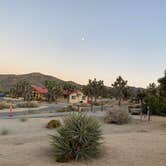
[0,73,80,92]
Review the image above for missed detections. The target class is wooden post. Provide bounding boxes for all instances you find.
[147,106,151,121]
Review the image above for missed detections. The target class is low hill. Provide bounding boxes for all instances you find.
[0,73,80,92]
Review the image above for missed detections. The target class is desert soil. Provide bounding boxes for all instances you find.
[0,115,166,166]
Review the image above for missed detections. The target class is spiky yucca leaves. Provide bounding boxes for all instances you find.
[51,113,102,162]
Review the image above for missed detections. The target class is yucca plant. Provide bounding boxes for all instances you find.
[51,113,102,162]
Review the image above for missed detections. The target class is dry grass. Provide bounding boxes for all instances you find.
[19,117,28,122]
[57,105,77,112]
[0,128,10,135]
[16,102,39,108]
[105,108,131,125]
[0,101,11,109]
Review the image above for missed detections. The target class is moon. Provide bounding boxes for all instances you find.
[81,37,85,41]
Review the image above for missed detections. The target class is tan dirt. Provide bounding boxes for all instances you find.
[0,116,166,166]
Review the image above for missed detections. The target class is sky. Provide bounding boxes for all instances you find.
[0,0,166,87]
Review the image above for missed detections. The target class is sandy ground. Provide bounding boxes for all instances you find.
[0,116,166,166]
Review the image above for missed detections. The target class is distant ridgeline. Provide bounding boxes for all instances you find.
[0,72,80,93]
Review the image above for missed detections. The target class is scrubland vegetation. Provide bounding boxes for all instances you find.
[46,119,61,129]
[1,70,166,165]
[51,113,102,162]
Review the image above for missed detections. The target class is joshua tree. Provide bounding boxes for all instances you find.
[112,76,128,105]
[45,81,63,102]
[10,80,32,101]
[83,78,105,102]
[146,83,159,97]
[83,79,105,112]
[62,82,77,94]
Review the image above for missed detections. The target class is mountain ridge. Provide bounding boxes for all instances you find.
[0,72,80,92]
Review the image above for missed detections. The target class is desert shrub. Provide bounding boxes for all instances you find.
[74,103,89,107]
[0,102,11,109]
[1,129,10,135]
[20,117,28,122]
[105,108,131,125]
[57,105,77,112]
[47,119,61,129]
[16,102,38,108]
[93,102,100,106]
[51,113,102,162]
[142,96,166,116]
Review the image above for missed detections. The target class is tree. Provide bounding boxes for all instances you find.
[45,81,63,102]
[112,76,128,105]
[158,70,166,98]
[146,83,158,97]
[62,82,77,94]
[123,86,131,100]
[83,78,105,102]
[10,80,33,101]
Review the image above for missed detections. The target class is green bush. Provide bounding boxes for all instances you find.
[105,108,130,125]
[142,96,166,116]
[47,119,61,129]
[51,113,102,162]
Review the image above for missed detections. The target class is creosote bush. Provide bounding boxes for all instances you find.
[47,119,61,129]
[51,113,102,162]
[105,108,131,125]
[20,117,28,122]
[1,128,10,135]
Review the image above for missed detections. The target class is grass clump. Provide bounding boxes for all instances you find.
[1,128,10,135]
[105,108,131,125]
[51,113,102,162]
[47,119,61,129]
[20,117,28,122]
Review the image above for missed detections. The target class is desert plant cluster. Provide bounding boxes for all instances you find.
[0,101,39,110]
[46,119,61,129]
[51,113,102,162]
[105,108,131,125]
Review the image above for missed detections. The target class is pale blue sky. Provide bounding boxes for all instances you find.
[0,0,166,87]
